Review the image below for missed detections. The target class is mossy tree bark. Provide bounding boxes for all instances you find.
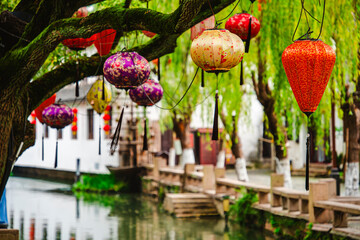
[0,0,238,193]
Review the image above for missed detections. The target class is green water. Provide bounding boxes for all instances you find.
[6,177,268,240]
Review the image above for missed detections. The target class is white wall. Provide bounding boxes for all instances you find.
[16,102,120,174]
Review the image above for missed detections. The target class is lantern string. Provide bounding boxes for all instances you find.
[316,0,326,40]
[292,0,322,42]
[217,0,242,23]
[139,67,199,111]
[99,113,102,155]
[143,107,148,151]
[207,0,219,26]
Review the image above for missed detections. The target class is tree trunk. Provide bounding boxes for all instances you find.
[172,112,194,167]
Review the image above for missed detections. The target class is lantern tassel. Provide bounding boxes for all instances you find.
[245,16,252,53]
[75,60,80,97]
[212,91,219,141]
[42,124,45,161]
[143,118,148,151]
[102,76,105,100]
[240,61,244,85]
[99,115,101,155]
[75,80,79,97]
[201,69,205,88]
[54,134,58,168]
[110,107,124,154]
[157,58,161,82]
[306,131,310,191]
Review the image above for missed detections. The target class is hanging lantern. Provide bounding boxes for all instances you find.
[225,13,260,44]
[34,94,56,161]
[282,39,336,190]
[87,79,112,155]
[191,29,244,141]
[190,29,244,73]
[103,106,111,135]
[225,13,260,84]
[282,40,336,115]
[103,51,150,153]
[62,8,96,51]
[142,30,156,38]
[71,108,78,136]
[103,51,150,89]
[129,79,163,150]
[86,80,112,114]
[103,124,110,132]
[191,16,215,41]
[94,29,117,56]
[42,104,74,168]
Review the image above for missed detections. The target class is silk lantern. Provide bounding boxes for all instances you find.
[34,94,56,161]
[129,79,163,150]
[42,104,74,168]
[191,29,244,140]
[282,39,336,190]
[103,51,150,153]
[225,13,260,85]
[190,15,215,87]
[87,79,112,155]
[142,30,156,38]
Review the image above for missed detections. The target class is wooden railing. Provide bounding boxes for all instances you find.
[141,158,360,235]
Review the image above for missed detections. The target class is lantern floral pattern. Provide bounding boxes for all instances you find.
[35,94,56,124]
[86,80,112,114]
[129,79,163,106]
[190,29,244,72]
[42,104,74,129]
[103,52,150,89]
[282,40,336,114]
[225,13,260,40]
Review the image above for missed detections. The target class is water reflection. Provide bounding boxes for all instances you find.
[7,177,268,240]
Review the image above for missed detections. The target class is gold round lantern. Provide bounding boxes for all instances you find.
[190,29,244,73]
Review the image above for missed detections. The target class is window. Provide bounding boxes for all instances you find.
[87,109,94,139]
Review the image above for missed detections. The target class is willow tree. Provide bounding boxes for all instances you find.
[0,0,240,195]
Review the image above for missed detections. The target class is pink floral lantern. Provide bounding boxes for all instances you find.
[191,16,216,41]
[129,79,163,151]
[42,104,74,168]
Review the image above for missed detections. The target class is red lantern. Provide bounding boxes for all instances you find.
[282,39,336,191]
[225,13,260,41]
[71,125,78,132]
[282,40,336,115]
[103,124,110,132]
[103,114,111,121]
[94,29,117,56]
[105,105,112,111]
[73,7,88,18]
[72,108,78,114]
[142,30,156,38]
[35,94,56,124]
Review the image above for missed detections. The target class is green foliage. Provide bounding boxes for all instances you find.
[72,174,127,192]
[229,188,262,227]
[269,214,307,239]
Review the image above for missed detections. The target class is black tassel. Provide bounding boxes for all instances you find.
[54,134,58,168]
[110,107,124,154]
[42,124,44,161]
[245,16,252,53]
[75,80,79,97]
[240,61,244,85]
[201,69,205,87]
[102,76,105,100]
[143,118,148,151]
[99,116,101,155]
[212,92,219,141]
[305,131,311,190]
[157,58,161,82]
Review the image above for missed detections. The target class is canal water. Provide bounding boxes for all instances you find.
[6,177,268,240]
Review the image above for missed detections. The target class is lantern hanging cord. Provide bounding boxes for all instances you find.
[207,0,219,26]
[217,0,242,23]
[315,0,326,40]
[292,0,322,42]
[140,67,199,111]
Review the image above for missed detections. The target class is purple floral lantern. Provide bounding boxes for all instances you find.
[129,79,163,151]
[103,51,150,89]
[129,79,163,106]
[42,104,74,168]
[103,51,151,154]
